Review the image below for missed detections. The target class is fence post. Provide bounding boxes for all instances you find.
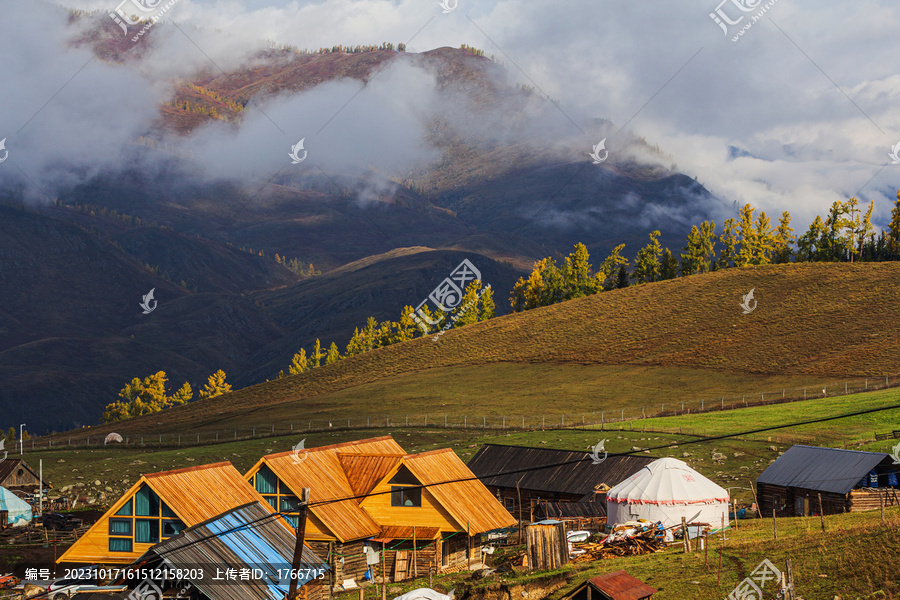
[561,415,564,427]
[782,389,785,399]
[503,416,506,429]
[252,427,255,437]
[464,416,467,428]
[702,399,704,410]
[542,415,545,429]
[522,416,525,429]
[445,415,447,427]
[424,414,427,427]
[804,388,806,399]
[178,435,181,445]
[483,416,486,429]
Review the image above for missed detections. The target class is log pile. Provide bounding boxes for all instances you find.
[570,529,664,561]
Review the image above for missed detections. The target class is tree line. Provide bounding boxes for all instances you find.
[510,195,899,312]
[100,370,232,423]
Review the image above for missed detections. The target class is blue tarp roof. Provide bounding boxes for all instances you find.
[140,501,327,600]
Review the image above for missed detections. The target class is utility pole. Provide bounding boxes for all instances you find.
[287,488,311,600]
[19,424,25,455]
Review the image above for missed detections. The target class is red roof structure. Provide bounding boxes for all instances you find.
[587,571,657,600]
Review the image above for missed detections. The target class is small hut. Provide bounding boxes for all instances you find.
[561,571,656,600]
[0,459,49,495]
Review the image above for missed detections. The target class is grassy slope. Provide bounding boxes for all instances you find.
[54,262,900,440]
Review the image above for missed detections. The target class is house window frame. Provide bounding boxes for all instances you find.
[390,485,422,507]
[109,518,133,536]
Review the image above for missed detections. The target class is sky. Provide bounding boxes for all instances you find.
[3,0,900,229]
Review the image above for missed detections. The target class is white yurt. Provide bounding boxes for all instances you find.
[0,485,33,527]
[606,457,729,528]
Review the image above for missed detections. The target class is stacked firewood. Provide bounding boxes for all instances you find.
[571,530,664,561]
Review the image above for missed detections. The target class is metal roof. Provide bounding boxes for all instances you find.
[535,500,606,519]
[756,445,892,495]
[467,444,655,497]
[141,501,327,600]
[588,570,657,600]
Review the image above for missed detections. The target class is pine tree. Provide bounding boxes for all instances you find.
[595,244,629,290]
[171,382,193,404]
[797,216,826,262]
[680,225,703,276]
[396,306,418,341]
[453,282,482,327]
[5,427,15,444]
[735,204,757,267]
[289,349,309,375]
[772,211,795,264]
[562,243,596,299]
[615,264,629,288]
[888,190,900,259]
[310,339,324,368]
[345,328,364,356]
[325,342,341,365]
[659,248,679,280]
[199,370,231,399]
[632,231,662,284]
[479,285,496,320]
[716,218,738,269]
[754,210,775,265]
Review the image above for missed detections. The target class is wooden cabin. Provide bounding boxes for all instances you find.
[0,459,50,495]
[467,444,654,520]
[57,462,275,565]
[562,571,657,600]
[756,445,900,517]
[244,436,515,585]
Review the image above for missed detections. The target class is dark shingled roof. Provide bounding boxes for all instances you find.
[467,444,654,498]
[756,445,892,495]
[535,500,607,519]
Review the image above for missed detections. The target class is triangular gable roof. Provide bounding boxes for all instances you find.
[338,453,404,497]
[756,445,892,494]
[59,462,274,564]
[245,436,405,543]
[607,458,728,505]
[399,449,517,534]
[0,459,50,488]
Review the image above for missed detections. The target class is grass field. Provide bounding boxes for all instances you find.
[359,507,900,600]
[40,262,900,442]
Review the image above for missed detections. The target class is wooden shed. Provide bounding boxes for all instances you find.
[0,459,49,495]
[561,571,656,600]
[756,445,900,517]
[244,437,515,585]
[467,444,654,520]
[57,462,277,565]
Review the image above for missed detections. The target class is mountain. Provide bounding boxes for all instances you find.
[0,202,521,430]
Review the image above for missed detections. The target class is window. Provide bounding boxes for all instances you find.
[135,486,160,517]
[162,520,186,538]
[115,500,133,516]
[109,519,132,536]
[504,498,514,510]
[391,486,422,507]
[255,466,278,494]
[280,496,301,512]
[109,538,132,553]
[161,503,177,518]
[135,519,160,544]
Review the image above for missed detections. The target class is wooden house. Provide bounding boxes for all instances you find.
[561,571,657,600]
[467,444,655,520]
[244,436,515,585]
[756,445,900,517]
[57,462,276,565]
[0,459,50,495]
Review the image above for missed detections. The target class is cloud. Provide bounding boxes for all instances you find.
[7,0,900,229]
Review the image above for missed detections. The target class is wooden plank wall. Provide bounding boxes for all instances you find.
[526,523,567,571]
[849,488,900,512]
[758,483,851,517]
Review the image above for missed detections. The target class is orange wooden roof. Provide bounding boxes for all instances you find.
[246,436,405,543]
[379,525,441,540]
[338,453,404,497]
[402,449,517,534]
[144,462,268,525]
